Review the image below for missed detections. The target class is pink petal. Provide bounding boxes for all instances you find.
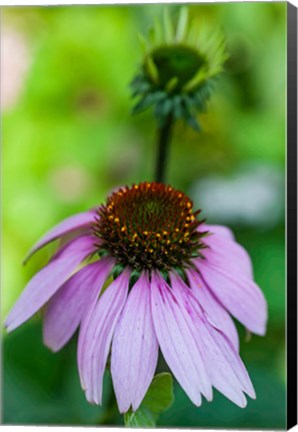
[206,318,255,400]
[198,260,267,335]
[150,272,212,406]
[5,235,97,332]
[78,269,130,405]
[43,257,114,352]
[186,268,239,351]
[200,230,254,280]
[111,272,158,413]
[171,274,255,407]
[24,210,97,264]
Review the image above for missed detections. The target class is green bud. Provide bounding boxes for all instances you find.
[130,7,228,130]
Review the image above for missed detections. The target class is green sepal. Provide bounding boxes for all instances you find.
[173,95,184,119]
[154,98,173,122]
[175,7,189,42]
[129,269,141,289]
[131,74,213,131]
[165,76,178,93]
[163,8,174,43]
[132,91,167,115]
[185,114,201,132]
[145,55,159,84]
[111,263,125,279]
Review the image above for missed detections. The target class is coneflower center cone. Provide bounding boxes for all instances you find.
[94,182,207,271]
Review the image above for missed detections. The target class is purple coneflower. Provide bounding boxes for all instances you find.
[5,182,267,412]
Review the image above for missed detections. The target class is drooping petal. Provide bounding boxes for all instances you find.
[43,257,114,352]
[78,269,130,405]
[170,273,255,408]
[150,271,212,406]
[5,235,97,332]
[186,268,239,351]
[111,272,158,413]
[24,210,97,264]
[200,227,253,280]
[205,316,255,400]
[197,260,267,335]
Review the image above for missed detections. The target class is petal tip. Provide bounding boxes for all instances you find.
[85,391,102,406]
[43,339,61,353]
[249,389,256,400]
[4,315,17,333]
[119,404,132,415]
[4,322,12,333]
[131,399,142,413]
[239,397,248,409]
[204,390,213,403]
[193,396,203,407]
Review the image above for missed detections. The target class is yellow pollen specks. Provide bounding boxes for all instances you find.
[96,182,203,271]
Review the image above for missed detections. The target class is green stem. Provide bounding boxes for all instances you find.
[155,115,174,183]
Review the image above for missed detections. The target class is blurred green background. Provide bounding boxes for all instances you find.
[2,2,286,428]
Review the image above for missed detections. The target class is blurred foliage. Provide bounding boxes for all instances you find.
[2,2,286,428]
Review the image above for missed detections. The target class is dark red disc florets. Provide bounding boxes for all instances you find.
[94,182,207,271]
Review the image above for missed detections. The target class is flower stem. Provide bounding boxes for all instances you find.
[155,114,174,183]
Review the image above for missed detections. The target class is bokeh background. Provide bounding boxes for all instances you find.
[1,2,286,428]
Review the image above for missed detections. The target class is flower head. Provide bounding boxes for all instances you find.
[131,8,228,130]
[95,182,206,270]
[5,182,267,412]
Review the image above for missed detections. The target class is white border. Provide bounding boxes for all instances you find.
[1,0,296,431]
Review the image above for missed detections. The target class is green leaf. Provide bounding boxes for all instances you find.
[124,373,174,428]
[124,408,156,428]
[142,372,174,413]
